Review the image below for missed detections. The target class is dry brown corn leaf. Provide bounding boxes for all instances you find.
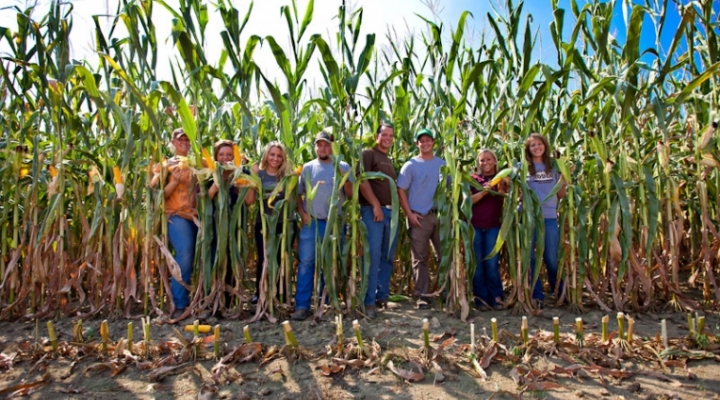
[0,372,51,396]
[480,343,498,369]
[83,361,127,377]
[318,363,345,376]
[387,360,424,382]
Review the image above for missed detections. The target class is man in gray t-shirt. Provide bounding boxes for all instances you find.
[397,128,446,309]
[292,131,352,320]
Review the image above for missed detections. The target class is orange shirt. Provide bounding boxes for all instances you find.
[164,157,198,221]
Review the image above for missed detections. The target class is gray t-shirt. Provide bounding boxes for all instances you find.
[298,159,351,220]
[527,162,561,219]
[397,156,446,215]
[255,170,295,222]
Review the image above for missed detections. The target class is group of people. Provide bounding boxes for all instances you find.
[158,125,566,321]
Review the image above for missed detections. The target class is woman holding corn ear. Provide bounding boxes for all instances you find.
[161,128,198,321]
[207,139,242,312]
[525,133,566,309]
[470,149,506,311]
[245,142,297,305]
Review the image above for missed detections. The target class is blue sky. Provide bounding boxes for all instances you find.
[1,0,715,82]
[441,0,696,66]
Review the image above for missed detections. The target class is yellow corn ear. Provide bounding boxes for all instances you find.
[202,148,216,172]
[49,165,58,177]
[489,167,513,187]
[233,144,242,167]
[113,166,123,184]
[183,324,212,333]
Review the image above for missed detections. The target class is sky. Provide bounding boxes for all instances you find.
[0,0,711,87]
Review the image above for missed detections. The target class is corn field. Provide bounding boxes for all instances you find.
[0,0,718,323]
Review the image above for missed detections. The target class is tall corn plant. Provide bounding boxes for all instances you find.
[0,0,719,321]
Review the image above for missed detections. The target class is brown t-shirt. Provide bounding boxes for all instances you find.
[164,157,198,221]
[358,147,397,206]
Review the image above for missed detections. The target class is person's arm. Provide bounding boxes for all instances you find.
[208,181,219,200]
[297,194,309,225]
[245,187,256,205]
[471,187,489,204]
[358,151,384,222]
[343,180,353,198]
[557,178,567,199]
[341,165,353,198]
[244,164,260,205]
[398,188,421,227]
[164,167,189,199]
[359,181,383,221]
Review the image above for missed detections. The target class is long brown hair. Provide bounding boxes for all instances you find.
[259,141,290,179]
[524,133,552,176]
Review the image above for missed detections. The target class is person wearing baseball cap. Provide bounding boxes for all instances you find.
[160,128,199,321]
[314,131,333,143]
[292,130,352,320]
[414,128,434,142]
[397,128,446,309]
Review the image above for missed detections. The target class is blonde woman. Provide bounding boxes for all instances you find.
[245,142,296,304]
[470,149,505,310]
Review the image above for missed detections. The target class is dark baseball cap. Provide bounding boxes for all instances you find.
[315,131,334,143]
[414,128,434,141]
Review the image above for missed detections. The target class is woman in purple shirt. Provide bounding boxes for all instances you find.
[470,149,506,310]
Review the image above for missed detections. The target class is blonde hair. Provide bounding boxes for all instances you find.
[259,141,290,179]
[477,148,499,175]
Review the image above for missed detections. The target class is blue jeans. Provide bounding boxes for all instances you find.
[167,215,198,309]
[530,218,563,300]
[294,219,327,311]
[472,227,503,306]
[361,206,398,306]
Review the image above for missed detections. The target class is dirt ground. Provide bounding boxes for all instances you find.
[1,300,719,400]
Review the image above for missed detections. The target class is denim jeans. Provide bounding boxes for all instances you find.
[361,206,398,306]
[472,226,503,306]
[530,218,563,300]
[167,215,198,310]
[294,219,326,311]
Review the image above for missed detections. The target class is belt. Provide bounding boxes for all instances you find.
[361,204,393,210]
[412,209,437,217]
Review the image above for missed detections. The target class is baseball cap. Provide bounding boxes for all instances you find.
[414,128,434,141]
[315,131,334,143]
[172,128,188,140]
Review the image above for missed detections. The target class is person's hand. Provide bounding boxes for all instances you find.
[372,204,384,222]
[170,167,192,184]
[251,163,260,174]
[301,213,310,226]
[408,212,422,228]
